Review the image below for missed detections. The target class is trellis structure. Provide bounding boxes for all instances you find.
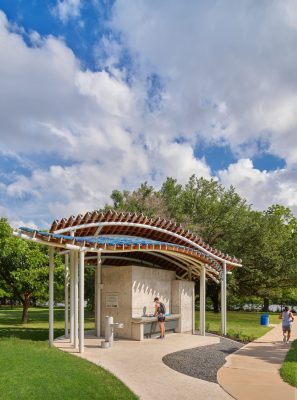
[13,210,242,352]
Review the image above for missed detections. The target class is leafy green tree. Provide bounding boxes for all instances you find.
[234,205,297,311]
[108,182,168,218]
[100,176,297,313]
[0,218,64,323]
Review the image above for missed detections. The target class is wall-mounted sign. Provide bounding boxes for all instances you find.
[106,293,119,308]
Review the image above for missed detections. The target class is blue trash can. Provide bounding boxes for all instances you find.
[260,314,269,326]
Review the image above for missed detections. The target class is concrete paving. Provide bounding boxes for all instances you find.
[54,332,232,400]
[217,323,297,400]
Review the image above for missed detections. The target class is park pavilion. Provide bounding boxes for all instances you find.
[13,210,242,353]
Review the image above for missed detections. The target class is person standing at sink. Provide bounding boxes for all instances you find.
[154,297,166,339]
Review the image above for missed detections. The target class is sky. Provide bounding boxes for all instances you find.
[0,0,297,228]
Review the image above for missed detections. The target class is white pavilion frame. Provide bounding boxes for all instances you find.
[14,219,241,353]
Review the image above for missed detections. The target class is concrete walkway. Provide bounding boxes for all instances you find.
[55,332,232,400]
[217,323,297,400]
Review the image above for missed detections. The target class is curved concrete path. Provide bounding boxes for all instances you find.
[218,323,297,400]
[55,332,232,400]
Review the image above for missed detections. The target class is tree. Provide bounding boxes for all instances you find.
[161,176,251,311]
[233,205,297,311]
[101,176,297,312]
[108,182,168,218]
[0,218,63,323]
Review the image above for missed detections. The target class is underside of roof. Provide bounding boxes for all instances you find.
[14,210,242,284]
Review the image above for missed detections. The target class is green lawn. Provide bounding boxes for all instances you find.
[0,307,137,400]
[280,340,297,387]
[195,311,280,341]
[0,307,94,341]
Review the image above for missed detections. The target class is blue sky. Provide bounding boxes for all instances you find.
[1,0,114,70]
[0,0,296,227]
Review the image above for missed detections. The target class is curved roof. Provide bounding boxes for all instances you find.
[14,210,242,284]
[50,210,241,266]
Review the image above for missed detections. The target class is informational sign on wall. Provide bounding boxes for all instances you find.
[106,293,119,308]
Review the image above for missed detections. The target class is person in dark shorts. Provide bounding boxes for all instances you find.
[279,306,294,343]
[154,297,166,339]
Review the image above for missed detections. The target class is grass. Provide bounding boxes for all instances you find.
[0,307,94,341]
[0,307,137,400]
[280,340,297,387]
[195,311,280,342]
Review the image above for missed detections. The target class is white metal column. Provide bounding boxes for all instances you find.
[192,279,195,335]
[64,253,69,338]
[79,251,85,353]
[224,261,227,334]
[70,250,75,344]
[221,261,227,335]
[200,264,206,336]
[188,266,195,334]
[49,247,54,347]
[96,253,102,337]
[95,267,97,333]
[74,251,79,349]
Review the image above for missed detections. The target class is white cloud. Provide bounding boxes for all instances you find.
[1,3,297,228]
[53,0,82,23]
[0,205,38,230]
[218,159,297,214]
[0,11,211,227]
[110,0,297,165]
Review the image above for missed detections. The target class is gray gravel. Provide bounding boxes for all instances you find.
[162,335,243,383]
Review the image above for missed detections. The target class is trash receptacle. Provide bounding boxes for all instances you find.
[260,314,269,326]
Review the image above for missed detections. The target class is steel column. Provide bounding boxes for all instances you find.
[49,247,54,347]
[96,253,102,337]
[74,251,79,349]
[200,264,206,336]
[79,251,85,353]
[64,253,69,338]
[221,261,227,335]
[70,250,75,344]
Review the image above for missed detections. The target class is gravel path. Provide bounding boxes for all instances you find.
[162,335,243,383]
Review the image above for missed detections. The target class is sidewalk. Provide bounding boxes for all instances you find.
[217,323,297,400]
[55,332,232,400]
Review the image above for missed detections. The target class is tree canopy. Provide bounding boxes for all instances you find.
[1,175,296,320]
[0,218,64,323]
[107,176,297,310]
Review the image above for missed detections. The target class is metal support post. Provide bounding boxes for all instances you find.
[70,250,75,344]
[79,251,85,353]
[96,253,102,337]
[64,253,69,338]
[74,251,79,349]
[200,264,206,336]
[49,247,54,347]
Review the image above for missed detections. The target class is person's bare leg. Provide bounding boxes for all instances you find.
[283,330,287,342]
[158,322,162,338]
[287,330,291,342]
[162,322,165,337]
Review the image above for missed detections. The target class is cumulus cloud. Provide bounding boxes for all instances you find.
[53,0,82,23]
[110,0,297,164]
[1,2,297,228]
[218,159,297,214]
[0,10,210,227]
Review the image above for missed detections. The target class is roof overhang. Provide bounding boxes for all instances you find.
[13,210,242,284]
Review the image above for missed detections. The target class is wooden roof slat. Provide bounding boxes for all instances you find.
[49,210,240,264]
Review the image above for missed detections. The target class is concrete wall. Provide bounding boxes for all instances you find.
[171,280,195,332]
[132,266,176,317]
[101,265,193,339]
[101,266,132,339]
